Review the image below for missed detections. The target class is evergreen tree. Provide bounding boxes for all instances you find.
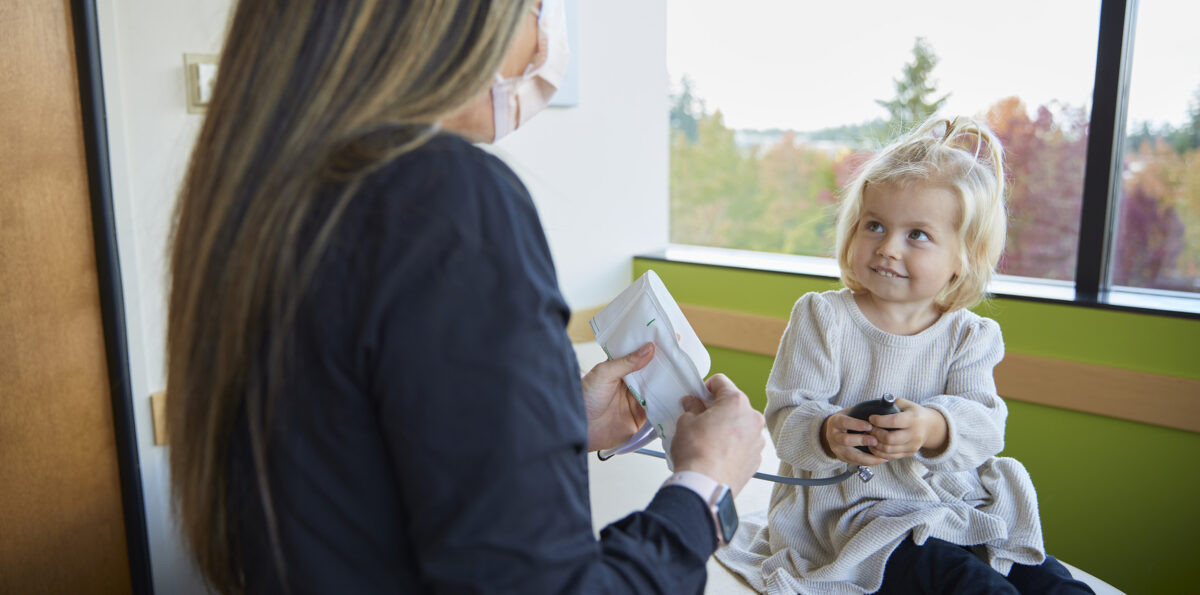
[1179,85,1200,153]
[876,37,950,134]
[669,76,702,144]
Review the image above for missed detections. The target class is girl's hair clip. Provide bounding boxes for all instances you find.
[939,116,986,161]
[941,117,958,143]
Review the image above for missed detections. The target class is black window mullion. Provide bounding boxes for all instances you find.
[1075,0,1138,298]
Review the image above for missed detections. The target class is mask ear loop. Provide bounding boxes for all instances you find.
[490,78,508,141]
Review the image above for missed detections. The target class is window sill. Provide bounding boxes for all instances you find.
[639,244,1200,320]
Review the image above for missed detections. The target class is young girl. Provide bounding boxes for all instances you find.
[716,117,1094,594]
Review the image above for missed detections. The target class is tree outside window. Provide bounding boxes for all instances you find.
[669,31,1200,296]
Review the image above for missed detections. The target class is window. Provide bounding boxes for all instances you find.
[667,0,1200,311]
[1111,1,1200,295]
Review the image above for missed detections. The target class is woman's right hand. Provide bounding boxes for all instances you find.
[669,374,765,497]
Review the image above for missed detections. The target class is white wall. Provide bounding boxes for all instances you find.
[97,0,667,591]
[98,1,230,592]
[493,0,669,310]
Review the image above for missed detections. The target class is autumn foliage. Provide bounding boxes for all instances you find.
[669,91,1199,293]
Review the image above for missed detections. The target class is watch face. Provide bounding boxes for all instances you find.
[716,489,738,543]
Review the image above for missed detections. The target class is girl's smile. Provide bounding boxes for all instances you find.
[850,181,962,333]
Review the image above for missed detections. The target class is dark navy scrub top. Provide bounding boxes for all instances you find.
[229,134,716,594]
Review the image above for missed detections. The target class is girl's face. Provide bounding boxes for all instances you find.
[850,181,962,316]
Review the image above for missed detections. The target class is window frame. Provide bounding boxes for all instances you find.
[661,0,1200,320]
[1076,0,1135,298]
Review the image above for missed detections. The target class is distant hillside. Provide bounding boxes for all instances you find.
[735,118,889,149]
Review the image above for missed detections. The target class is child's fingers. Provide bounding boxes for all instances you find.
[868,411,910,429]
[836,444,886,466]
[870,427,920,458]
[871,398,919,428]
[833,413,874,433]
[871,426,904,444]
[830,425,876,449]
[827,413,890,464]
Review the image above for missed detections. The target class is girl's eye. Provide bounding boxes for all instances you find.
[865,221,884,233]
[908,229,930,241]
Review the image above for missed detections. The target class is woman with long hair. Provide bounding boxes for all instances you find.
[167,1,764,592]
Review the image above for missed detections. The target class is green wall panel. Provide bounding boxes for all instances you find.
[634,259,840,318]
[636,258,1200,379]
[708,346,773,412]
[981,299,1200,379]
[1004,400,1200,593]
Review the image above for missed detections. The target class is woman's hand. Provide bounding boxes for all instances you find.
[581,342,653,452]
[670,374,765,497]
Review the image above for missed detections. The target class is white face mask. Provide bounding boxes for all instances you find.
[490,0,569,141]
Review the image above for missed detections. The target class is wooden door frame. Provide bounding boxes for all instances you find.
[70,1,152,592]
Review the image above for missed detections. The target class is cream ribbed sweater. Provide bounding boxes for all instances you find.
[716,289,1045,594]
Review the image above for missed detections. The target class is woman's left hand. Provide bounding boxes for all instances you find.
[581,342,654,452]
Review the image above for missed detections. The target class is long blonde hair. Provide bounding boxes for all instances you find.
[835,115,1008,312]
[166,1,531,591]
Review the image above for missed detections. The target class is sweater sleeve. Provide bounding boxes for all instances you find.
[914,316,1008,472]
[369,149,714,594]
[764,293,848,473]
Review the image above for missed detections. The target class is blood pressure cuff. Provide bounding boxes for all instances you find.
[589,270,711,468]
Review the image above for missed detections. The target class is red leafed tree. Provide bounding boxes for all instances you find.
[986,97,1089,280]
[1112,139,1192,290]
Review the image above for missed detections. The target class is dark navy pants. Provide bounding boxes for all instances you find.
[875,536,1096,594]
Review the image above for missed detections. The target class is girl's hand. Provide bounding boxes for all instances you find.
[581,342,653,452]
[865,397,948,460]
[821,411,887,466]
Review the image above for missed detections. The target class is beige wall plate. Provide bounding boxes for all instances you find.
[183,53,217,114]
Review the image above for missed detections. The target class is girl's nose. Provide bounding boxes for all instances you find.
[875,235,901,259]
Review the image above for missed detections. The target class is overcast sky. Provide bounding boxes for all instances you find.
[667,0,1199,132]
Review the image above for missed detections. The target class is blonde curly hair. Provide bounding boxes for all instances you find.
[835,115,1008,313]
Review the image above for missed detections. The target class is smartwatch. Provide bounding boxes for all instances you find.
[662,471,739,546]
